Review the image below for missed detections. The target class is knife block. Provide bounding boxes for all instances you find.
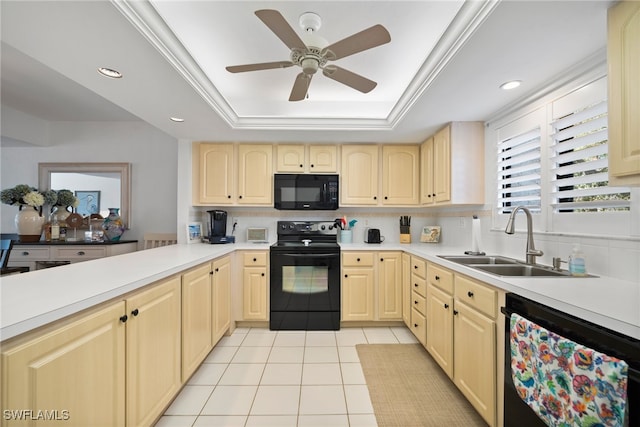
[400,226,411,243]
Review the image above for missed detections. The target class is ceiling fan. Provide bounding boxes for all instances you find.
[225,9,391,101]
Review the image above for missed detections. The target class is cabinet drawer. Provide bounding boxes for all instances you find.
[411,274,426,297]
[411,291,426,316]
[411,307,426,344]
[243,252,267,266]
[428,263,454,294]
[9,247,50,261]
[454,274,497,318]
[411,256,426,278]
[342,252,374,267]
[55,247,106,260]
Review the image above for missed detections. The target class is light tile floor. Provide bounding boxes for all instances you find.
[155,326,418,427]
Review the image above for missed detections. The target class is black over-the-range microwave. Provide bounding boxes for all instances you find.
[274,174,339,210]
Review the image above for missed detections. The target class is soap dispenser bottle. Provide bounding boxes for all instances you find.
[569,244,587,276]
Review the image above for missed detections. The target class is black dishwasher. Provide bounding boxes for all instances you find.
[502,293,639,427]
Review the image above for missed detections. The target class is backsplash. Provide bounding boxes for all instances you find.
[192,207,640,284]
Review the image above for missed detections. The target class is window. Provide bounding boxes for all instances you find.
[493,76,632,236]
[550,101,630,213]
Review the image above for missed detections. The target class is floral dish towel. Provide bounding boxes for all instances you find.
[510,313,629,427]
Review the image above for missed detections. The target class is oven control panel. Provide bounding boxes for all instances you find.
[277,221,338,235]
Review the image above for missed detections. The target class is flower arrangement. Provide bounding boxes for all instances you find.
[1,185,78,210]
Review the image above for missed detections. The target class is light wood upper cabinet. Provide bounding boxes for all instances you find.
[608,1,640,186]
[126,276,181,427]
[309,145,337,172]
[341,145,379,205]
[382,146,420,205]
[276,144,337,173]
[421,122,485,205]
[198,143,234,204]
[237,144,273,204]
[194,143,272,205]
[2,302,127,427]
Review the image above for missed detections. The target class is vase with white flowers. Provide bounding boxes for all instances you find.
[0,185,56,242]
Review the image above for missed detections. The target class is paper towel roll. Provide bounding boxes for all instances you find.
[471,215,482,253]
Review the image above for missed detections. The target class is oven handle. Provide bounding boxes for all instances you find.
[279,253,339,258]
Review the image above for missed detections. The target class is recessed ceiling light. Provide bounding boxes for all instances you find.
[500,80,521,90]
[170,117,184,123]
[98,67,122,79]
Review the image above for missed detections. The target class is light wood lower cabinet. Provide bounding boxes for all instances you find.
[1,302,126,427]
[401,253,411,326]
[181,262,213,381]
[424,262,498,426]
[212,256,231,343]
[8,242,138,271]
[242,251,269,321]
[341,251,402,322]
[126,276,181,427]
[409,256,428,344]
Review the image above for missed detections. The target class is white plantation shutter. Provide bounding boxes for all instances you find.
[497,127,541,213]
[550,100,630,211]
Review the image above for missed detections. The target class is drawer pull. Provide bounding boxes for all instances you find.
[357,258,361,262]
[435,275,440,280]
[414,323,418,328]
[210,271,214,275]
[131,309,139,317]
[261,273,265,277]
[444,303,449,309]
[119,315,128,323]
[22,251,30,256]
[414,265,418,269]
[414,283,418,287]
[344,274,348,278]
[453,310,459,316]
[77,251,85,256]
[380,258,384,262]
[414,300,418,304]
[215,267,219,272]
[467,291,474,298]
[253,257,257,262]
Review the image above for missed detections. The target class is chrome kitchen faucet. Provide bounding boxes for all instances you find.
[504,206,543,265]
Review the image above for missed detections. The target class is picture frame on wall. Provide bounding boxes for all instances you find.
[75,191,100,216]
[186,222,203,244]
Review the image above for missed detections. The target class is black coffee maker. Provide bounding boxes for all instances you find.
[207,210,233,244]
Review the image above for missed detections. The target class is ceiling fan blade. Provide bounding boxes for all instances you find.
[226,61,294,73]
[289,73,312,101]
[323,25,391,60]
[255,9,306,51]
[322,66,377,93]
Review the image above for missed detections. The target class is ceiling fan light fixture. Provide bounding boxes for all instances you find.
[97,67,122,79]
[299,12,321,33]
[301,57,319,75]
[500,80,521,90]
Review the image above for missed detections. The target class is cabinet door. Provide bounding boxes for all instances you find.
[382,146,420,205]
[401,253,411,326]
[433,125,451,203]
[378,252,402,319]
[342,267,375,321]
[2,302,126,427]
[238,144,273,204]
[420,136,435,203]
[309,145,337,172]
[608,1,640,185]
[341,145,379,205]
[426,283,454,378]
[243,266,268,320]
[454,301,496,426]
[181,262,213,381]
[126,277,181,427]
[277,145,305,172]
[199,143,234,204]
[212,256,231,343]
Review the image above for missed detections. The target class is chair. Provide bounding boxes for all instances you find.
[1,239,30,276]
[143,233,178,250]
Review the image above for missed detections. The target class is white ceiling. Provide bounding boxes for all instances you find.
[0,1,612,145]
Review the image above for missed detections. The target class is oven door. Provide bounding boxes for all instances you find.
[270,251,340,330]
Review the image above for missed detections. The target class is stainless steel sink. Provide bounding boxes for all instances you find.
[472,264,571,277]
[437,254,592,277]
[438,255,520,265]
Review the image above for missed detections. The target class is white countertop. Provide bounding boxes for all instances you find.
[1,241,638,342]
